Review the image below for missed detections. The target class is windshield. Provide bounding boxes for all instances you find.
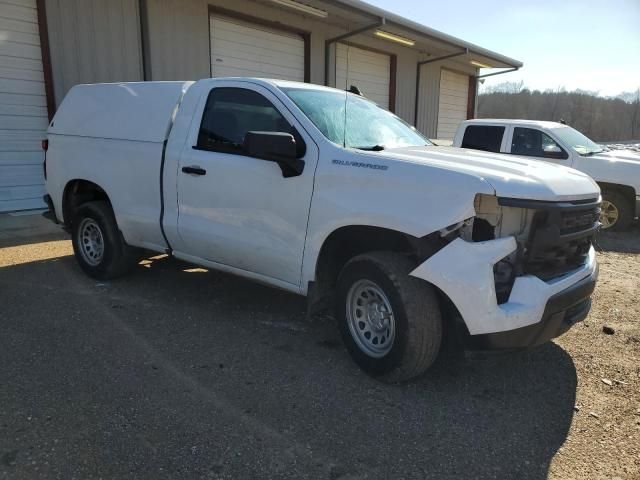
[282,87,430,150]
[551,126,603,155]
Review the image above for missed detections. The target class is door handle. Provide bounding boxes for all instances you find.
[182,166,206,176]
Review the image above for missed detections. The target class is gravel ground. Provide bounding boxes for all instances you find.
[0,217,638,479]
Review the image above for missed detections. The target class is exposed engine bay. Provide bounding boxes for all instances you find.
[440,194,601,304]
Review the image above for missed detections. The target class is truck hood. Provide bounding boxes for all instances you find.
[574,149,640,191]
[588,149,640,164]
[374,145,600,202]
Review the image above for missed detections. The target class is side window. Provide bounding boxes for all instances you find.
[196,88,293,153]
[461,125,505,153]
[511,127,567,159]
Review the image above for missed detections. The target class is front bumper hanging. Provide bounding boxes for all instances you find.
[410,237,598,347]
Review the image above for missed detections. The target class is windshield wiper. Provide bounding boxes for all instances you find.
[353,144,385,151]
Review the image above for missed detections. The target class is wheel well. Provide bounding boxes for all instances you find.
[308,226,443,317]
[598,182,636,206]
[62,180,111,225]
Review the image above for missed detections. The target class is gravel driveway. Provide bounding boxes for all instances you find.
[0,216,638,479]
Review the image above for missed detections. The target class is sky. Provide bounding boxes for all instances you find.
[366,0,640,97]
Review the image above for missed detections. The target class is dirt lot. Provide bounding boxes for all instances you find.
[0,215,638,479]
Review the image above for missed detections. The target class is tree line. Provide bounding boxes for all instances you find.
[477,82,640,142]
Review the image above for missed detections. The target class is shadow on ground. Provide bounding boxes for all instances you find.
[0,252,577,479]
[0,212,66,249]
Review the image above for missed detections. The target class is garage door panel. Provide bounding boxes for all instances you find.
[437,69,469,140]
[212,25,304,56]
[439,87,468,97]
[212,55,304,80]
[212,38,303,64]
[0,28,40,46]
[212,63,302,81]
[0,103,46,117]
[0,54,43,73]
[335,43,391,110]
[0,41,42,60]
[335,72,389,95]
[0,185,46,212]
[210,15,305,82]
[0,15,39,34]
[0,185,44,201]
[336,55,389,73]
[0,114,48,130]
[0,78,45,96]
[0,150,43,164]
[0,65,44,82]
[0,0,46,211]
[212,47,303,74]
[440,103,467,114]
[0,1,36,21]
[0,128,45,144]
[0,163,43,187]
[335,66,389,81]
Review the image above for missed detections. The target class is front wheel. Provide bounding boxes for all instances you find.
[71,201,140,280]
[335,252,442,383]
[600,190,633,231]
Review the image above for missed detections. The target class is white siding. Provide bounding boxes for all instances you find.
[335,43,390,110]
[436,69,469,140]
[210,15,304,81]
[0,0,48,211]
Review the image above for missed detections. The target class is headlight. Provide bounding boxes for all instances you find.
[473,194,534,242]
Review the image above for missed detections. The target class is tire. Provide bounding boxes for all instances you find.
[600,190,633,231]
[335,252,442,383]
[71,201,139,280]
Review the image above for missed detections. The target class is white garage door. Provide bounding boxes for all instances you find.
[436,69,469,140]
[336,43,390,110]
[0,0,48,212]
[209,15,305,82]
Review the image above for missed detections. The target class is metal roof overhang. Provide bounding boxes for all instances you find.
[332,0,522,69]
[260,0,523,70]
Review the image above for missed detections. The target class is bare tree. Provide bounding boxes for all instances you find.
[477,85,640,142]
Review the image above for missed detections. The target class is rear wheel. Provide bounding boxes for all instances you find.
[335,252,442,383]
[71,201,140,279]
[600,190,633,231]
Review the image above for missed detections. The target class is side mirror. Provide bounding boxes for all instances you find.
[244,131,305,178]
[543,145,567,160]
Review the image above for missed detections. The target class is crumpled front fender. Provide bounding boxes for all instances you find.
[410,237,597,335]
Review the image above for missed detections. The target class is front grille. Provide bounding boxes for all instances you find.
[523,199,600,281]
[493,197,600,303]
[559,207,600,235]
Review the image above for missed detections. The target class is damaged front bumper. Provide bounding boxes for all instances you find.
[410,237,598,348]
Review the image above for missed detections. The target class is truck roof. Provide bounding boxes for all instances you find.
[49,81,194,143]
[462,118,565,129]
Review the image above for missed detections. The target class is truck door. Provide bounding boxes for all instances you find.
[174,83,318,288]
[508,127,570,164]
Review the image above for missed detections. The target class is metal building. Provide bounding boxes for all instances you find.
[0,0,522,212]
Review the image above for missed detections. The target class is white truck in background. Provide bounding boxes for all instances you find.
[453,119,640,230]
[44,78,600,382]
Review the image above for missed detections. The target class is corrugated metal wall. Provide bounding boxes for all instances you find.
[44,0,143,106]
[42,0,477,136]
[141,0,426,125]
[416,63,440,138]
[143,0,209,81]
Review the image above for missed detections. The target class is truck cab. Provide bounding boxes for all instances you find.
[453,119,640,230]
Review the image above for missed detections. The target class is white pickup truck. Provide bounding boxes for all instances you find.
[453,119,640,230]
[44,78,600,382]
